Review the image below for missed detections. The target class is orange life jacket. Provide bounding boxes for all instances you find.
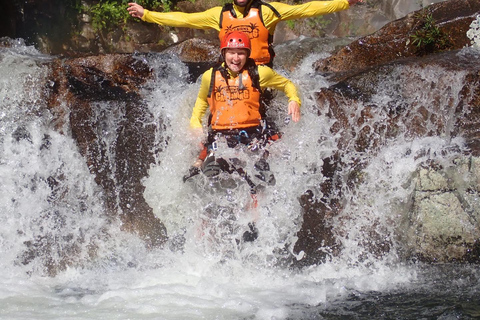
[207,64,262,130]
[219,1,281,65]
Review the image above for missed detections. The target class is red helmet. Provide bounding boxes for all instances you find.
[220,31,251,55]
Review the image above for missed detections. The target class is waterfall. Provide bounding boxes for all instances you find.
[1,37,479,319]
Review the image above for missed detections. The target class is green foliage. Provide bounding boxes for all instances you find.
[86,0,171,33]
[70,0,84,12]
[306,16,331,30]
[285,20,296,30]
[285,16,331,36]
[410,12,451,54]
[90,1,126,32]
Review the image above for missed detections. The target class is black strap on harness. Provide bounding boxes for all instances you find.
[219,0,281,26]
[250,0,282,20]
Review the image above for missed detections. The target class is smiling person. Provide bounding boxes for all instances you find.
[127,0,363,66]
[186,31,300,184]
[186,31,301,242]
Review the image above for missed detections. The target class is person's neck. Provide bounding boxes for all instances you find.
[233,0,254,14]
[227,68,243,77]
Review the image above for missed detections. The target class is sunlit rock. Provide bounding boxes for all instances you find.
[404,158,480,262]
[314,0,480,78]
[162,38,218,63]
[162,38,219,81]
[300,48,480,263]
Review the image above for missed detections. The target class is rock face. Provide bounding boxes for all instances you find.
[294,48,480,265]
[162,38,220,81]
[407,159,480,262]
[0,0,450,56]
[290,0,480,266]
[7,0,480,271]
[46,54,168,249]
[314,0,480,79]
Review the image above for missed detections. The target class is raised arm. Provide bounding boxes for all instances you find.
[261,0,362,30]
[128,2,221,30]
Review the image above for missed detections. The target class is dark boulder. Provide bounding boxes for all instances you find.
[46,54,167,249]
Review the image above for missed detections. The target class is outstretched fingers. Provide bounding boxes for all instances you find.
[127,3,145,19]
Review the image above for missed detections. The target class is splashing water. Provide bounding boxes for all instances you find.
[467,15,480,49]
[1,37,480,319]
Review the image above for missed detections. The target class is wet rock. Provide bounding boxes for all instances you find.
[402,157,480,262]
[293,190,341,267]
[453,71,480,156]
[46,53,168,252]
[162,38,219,64]
[63,54,152,99]
[314,0,480,79]
[299,48,480,263]
[162,38,219,82]
[316,49,480,153]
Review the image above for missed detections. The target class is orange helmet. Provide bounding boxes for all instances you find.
[220,31,251,55]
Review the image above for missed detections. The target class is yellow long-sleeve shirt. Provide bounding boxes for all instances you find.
[190,64,301,128]
[142,0,350,34]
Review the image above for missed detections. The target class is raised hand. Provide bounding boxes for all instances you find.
[127,3,145,19]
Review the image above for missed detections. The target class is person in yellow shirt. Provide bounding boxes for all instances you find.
[185,31,300,188]
[186,31,301,241]
[127,0,363,66]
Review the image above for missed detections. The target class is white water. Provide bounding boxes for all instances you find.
[1,37,478,319]
[467,14,480,49]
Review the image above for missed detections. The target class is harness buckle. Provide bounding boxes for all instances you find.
[260,119,267,132]
[248,138,260,151]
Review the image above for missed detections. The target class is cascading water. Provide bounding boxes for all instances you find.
[1,34,480,319]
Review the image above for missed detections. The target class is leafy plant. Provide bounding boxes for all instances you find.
[87,0,171,33]
[285,20,296,30]
[90,1,126,32]
[306,16,331,30]
[409,12,452,54]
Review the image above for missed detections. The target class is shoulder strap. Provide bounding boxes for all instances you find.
[246,59,261,92]
[207,60,260,98]
[221,0,280,27]
[219,3,236,28]
[251,0,281,18]
[207,63,230,98]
